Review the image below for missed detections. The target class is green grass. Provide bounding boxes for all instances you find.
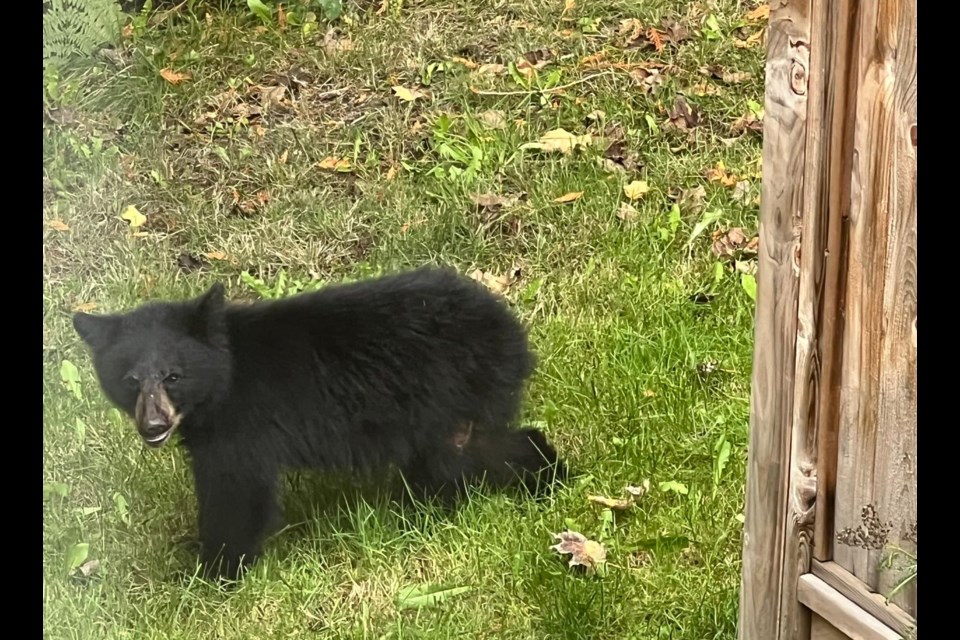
[43,1,766,637]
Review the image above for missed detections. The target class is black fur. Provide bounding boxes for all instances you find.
[73,266,565,580]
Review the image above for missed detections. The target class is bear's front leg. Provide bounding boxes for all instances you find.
[191,457,280,581]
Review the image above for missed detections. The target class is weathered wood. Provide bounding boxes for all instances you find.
[812,561,916,636]
[832,0,917,617]
[737,0,809,637]
[812,0,859,564]
[812,614,852,640]
[798,575,902,640]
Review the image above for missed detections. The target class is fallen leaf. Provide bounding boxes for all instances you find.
[741,273,758,300]
[385,165,399,181]
[75,558,100,578]
[705,161,739,187]
[520,128,593,154]
[323,28,354,55]
[666,95,700,129]
[630,67,663,94]
[319,156,353,171]
[479,109,508,129]
[279,150,289,164]
[450,56,479,69]
[471,192,520,211]
[617,202,639,222]
[160,68,191,85]
[587,495,634,510]
[71,302,98,313]
[672,185,706,215]
[516,49,553,77]
[551,531,607,574]
[660,17,690,43]
[476,63,507,76]
[647,27,665,52]
[732,180,753,204]
[469,267,521,295]
[643,389,656,397]
[623,180,650,200]
[745,4,770,22]
[395,584,472,610]
[587,481,650,510]
[735,27,766,49]
[601,140,642,173]
[392,85,427,102]
[585,109,606,124]
[120,205,146,228]
[203,251,229,261]
[711,227,756,260]
[47,219,70,232]
[730,113,763,136]
[553,191,583,204]
[64,542,90,573]
[700,65,752,85]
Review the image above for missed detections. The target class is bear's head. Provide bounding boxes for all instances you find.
[72,283,233,448]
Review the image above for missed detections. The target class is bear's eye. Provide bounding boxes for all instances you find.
[165,373,181,384]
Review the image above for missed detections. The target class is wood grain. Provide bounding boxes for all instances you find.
[798,575,901,640]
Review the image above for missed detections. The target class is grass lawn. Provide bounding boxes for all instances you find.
[43,1,767,637]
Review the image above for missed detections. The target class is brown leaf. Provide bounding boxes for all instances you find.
[469,267,521,295]
[700,65,752,85]
[203,251,229,261]
[730,113,763,136]
[666,95,700,129]
[602,140,642,173]
[160,68,191,85]
[323,28,354,55]
[587,495,634,510]
[630,67,663,94]
[647,28,665,52]
[672,185,706,215]
[623,180,650,200]
[745,4,770,22]
[660,18,690,43]
[551,531,607,574]
[711,227,759,261]
[46,219,70,232]
[450,56,479,70]
[553,191,583,204]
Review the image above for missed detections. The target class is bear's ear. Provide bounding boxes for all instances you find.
[189,282,228,349]
[73,312,120,350]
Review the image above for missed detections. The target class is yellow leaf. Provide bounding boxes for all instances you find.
[46,219,70,232]
[475,63,506,76]
[520,128,592,154]
[120,205,146,228]
[392,85,425,102]
[623,180,650,200]
[553,191,583,204]
[386,165,399,181]
[71,302,98,312]
[450,56,478,70]
[203,251,228,261]
[319,156,352,171]
[160,68,191,85]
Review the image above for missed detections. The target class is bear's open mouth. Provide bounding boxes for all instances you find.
[142,424,177,447]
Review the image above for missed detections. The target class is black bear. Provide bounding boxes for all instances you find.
[73,266,565,580]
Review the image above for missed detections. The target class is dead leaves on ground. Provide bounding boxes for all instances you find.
[551,531,607,574]
[160,68,191,85]
[469,266,522,295]
[665,95,701,130]
[711,227,759,261]
[520,128,594,155]
[587,481,651,511]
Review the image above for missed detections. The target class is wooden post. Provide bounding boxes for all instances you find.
[738,0,916,634]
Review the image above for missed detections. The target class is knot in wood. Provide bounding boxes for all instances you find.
[790,60,807,95]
